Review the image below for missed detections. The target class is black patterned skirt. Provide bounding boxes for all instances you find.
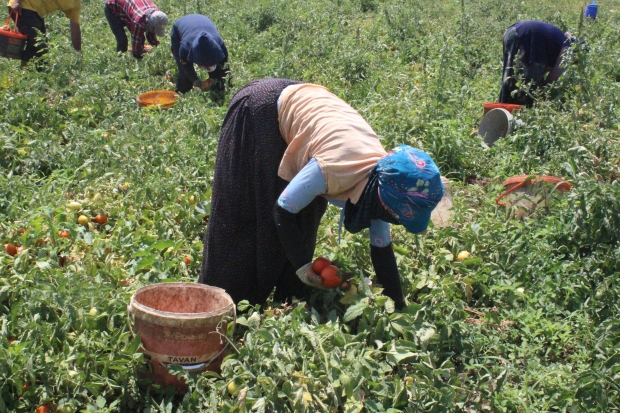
[199,78,328,305]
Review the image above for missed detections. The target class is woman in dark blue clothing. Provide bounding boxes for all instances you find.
[170,14,229,94]
[498,20,573,107]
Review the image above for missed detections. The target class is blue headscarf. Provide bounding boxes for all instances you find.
[376,145,443,233]
[187,32,225,67]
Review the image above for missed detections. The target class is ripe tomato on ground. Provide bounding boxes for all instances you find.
[312,257,331,273]
[36,403,51,413]
[4,243,18,256]
[320,265,341,288]
[93,215,108,225]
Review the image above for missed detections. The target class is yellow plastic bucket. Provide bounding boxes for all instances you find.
[136,90,179,110]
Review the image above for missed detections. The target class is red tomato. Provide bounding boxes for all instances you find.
[93,215,108,225]
[4,243,18,256]
[312,257,331,274]
[58,231,70,238]
[36,404,51,413]
[320,265,341,288]
[184,256,191,264]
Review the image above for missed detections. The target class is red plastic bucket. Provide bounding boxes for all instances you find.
[0,13,27,60]
[127,283,236,392]
[483,102,522,115]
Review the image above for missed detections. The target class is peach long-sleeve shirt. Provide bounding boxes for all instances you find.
[277,83,386,204]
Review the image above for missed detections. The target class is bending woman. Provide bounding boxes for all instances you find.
[199,78,443,309]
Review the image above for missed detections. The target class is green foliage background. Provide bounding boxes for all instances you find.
[1,0,620,411]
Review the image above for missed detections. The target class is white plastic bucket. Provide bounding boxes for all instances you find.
[430,176,453,228]
[479,108,514,147]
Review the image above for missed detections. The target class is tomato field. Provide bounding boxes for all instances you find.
[2,0,620,411]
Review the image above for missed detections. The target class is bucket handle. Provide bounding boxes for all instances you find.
[126,302,237,369]
[126,303,137,338]
[4,12,20,33]
[190,303,237,370]
[495,175,537,206]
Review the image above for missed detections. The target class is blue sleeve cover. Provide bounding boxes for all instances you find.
[369,220,391,247]
[278,159,391,247]
[278,158,326,214]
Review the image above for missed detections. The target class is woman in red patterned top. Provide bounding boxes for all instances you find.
[104,0,168,59]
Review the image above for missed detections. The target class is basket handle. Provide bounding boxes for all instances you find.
[495,175,536,206]
[5,12,19,32]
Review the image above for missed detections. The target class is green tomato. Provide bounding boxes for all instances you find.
[227,378,244,396]
[68,201,82,211]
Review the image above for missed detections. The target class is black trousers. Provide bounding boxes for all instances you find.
[104,3,128,53]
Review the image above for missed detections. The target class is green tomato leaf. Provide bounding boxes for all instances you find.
[344,300,368,322]
[136,255,156,271]
[150,240,175,251]
[462,257,483,267]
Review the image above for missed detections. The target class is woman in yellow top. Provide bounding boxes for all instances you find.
[8,0,81,68]
[199,78,443,309]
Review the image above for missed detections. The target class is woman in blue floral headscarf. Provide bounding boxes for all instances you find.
[200,79,443,309]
